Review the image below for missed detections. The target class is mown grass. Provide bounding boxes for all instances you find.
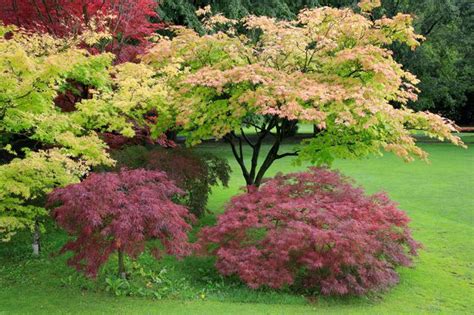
[1,134,473,314]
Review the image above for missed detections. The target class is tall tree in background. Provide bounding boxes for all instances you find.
[0,0,161,62]
[378,0,473,125]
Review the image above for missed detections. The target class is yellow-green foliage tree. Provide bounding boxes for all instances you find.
[0,24,159,251]
[140,1,464,186]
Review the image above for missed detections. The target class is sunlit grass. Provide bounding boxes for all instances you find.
[1,135,472,314]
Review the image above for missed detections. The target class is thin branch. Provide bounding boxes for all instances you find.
[240,127,255,148]
[224,133,241,160]
[344,68,365,78]
[236,133,244,163]
[275,151,299,160]
[224,133,250,182]
[245,120,266,131]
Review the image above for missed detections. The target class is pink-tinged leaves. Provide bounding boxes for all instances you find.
[48,169,195,277]
[199,167,421,295]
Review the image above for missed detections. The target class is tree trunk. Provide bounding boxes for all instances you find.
[118,249,126,279]
[32,219,41,256]
[226,118,299,189]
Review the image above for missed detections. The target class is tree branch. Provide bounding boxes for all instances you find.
[422,17,443,37]
[275,151,299,160]
[225,133,250,184]
[240,127,255,148]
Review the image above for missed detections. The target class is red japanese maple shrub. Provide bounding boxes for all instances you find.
[199,167,421,295]
[48,169,195,277]
[0,0,161,62]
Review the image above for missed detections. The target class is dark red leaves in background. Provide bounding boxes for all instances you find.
[0,0,161,62]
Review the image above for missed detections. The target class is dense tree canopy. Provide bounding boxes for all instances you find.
[380,0,474,124]
[158,0,473,124]
[142,4,464,186]
[0,25,148,242]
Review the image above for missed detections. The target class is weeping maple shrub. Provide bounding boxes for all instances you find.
[199,167,421,295]
[47,169,195,278]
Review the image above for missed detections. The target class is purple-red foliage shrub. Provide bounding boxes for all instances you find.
[48,169,195,277]
[199,167,421,295]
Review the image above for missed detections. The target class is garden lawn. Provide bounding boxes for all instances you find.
[1,134,473,314]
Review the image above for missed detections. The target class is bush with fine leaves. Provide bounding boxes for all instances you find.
[199,167,421,295]
[48,169,195,277]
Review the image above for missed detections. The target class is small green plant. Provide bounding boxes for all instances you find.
[102,259,193,299]
[105,276,131,296]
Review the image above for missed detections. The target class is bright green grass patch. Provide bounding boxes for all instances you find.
[1,135,473,314]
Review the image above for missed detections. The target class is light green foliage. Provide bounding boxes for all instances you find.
[0,25,115,163]
[0,150,83,241]
[0,25,142,241]
[72,62,170,137]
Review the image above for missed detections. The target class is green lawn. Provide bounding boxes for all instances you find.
[1,134,473,314]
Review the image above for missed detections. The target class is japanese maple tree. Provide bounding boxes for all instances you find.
[48,169,195,278]
[141,2,464,187]
[0,25,157,251]
[0,24,114,249]
[0,0,161,62]
[199,167,421,295]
